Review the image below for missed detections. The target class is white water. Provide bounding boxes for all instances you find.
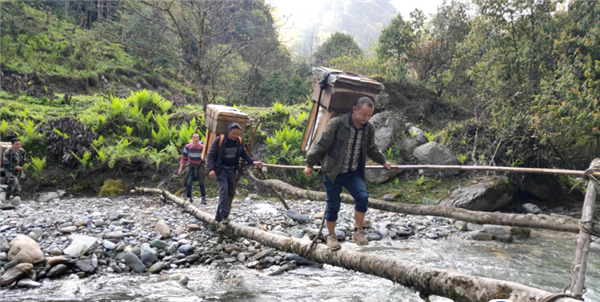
[1,228,598,302]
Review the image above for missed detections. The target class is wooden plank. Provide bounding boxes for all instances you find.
[301,102,318,151]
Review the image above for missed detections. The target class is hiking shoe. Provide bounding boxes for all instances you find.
[221,217,230,225]
[352,229,369,246]
[215,214,223,222]
[326,235,341,251]
[201,197,207,205]
[188,197,193,204]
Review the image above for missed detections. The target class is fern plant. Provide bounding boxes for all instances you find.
[30,156,46,177]
[72,151,92,170]
[0,119,8,134]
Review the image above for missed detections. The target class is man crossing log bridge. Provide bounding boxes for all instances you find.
[304,96,392,250]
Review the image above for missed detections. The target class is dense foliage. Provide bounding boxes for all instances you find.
[3,0,600,178]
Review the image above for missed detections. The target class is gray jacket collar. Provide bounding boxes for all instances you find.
[341,112,369,129]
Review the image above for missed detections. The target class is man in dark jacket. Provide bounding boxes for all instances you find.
[3,138,27,202]
[304,97,392,250]
[206,123,262,224]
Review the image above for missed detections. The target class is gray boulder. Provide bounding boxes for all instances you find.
[470,230,493,241]
[440,177,516,212]
[64,235,98,258]
[124,251,146,273]
[521,174,579,205]
[399,138,418,159]
[8,235,44,264]
[38,192,59,203]
[148,262,165,274]
[17,278,42,288]
[370,111,405,151]
[522,203,542,214]
[140,243,157,266]
[0,263,33,285]
[374,93,389,110]
[365,167,403,184]
[0,235,10,252]
[413,142,460,176]
[74,255,98,273]
[285,210,309,224]
[409,126,429,145]
[483,224,513,243]
[47,264,68,278]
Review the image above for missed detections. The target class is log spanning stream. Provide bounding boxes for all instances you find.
[0,192,598,302]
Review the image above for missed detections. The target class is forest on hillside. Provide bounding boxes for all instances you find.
[1,0,600,181]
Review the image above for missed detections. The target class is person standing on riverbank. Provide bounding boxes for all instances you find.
[304,97,392,251]
[206,123,262,224]
[179,133,207,205]
[3,138,27,202]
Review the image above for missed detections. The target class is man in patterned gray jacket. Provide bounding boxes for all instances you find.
[3,138,27,202]
[304,97,392,251]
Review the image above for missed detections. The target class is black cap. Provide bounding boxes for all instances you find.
[227,122,241,132]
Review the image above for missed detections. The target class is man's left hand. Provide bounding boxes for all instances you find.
[15,166,22,171]
[253,161,263,168]
[383,162,392,170]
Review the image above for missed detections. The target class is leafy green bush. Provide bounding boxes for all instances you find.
[29,156,46,178]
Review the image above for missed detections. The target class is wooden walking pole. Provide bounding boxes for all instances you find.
[260,163,600,178]
[569,159,600,298]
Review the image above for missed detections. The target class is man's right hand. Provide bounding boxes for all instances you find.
[178,167,182,175]
[15,166,22,171]
[304,167,313,178]
[209,170,216,179]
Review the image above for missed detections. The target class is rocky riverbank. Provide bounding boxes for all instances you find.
[0,189,564,290]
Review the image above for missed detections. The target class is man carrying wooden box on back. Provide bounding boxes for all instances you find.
[304,97,392,251]
[206,122,262,224]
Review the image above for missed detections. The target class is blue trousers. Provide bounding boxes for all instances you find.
[323,170,369,222]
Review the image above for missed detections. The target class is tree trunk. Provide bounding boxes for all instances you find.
[245,170,595,234]
[134,187,578,302]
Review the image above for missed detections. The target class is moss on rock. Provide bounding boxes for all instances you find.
[99,179,124,197]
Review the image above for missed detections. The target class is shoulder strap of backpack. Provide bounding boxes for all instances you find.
[218,134,225,148]
[218,135,243,148]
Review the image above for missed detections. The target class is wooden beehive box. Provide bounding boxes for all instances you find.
[301,103,338,152]
[302,67,384,152]
[205,105,249,134]
[203,105,249,160]
[311,66,384,113]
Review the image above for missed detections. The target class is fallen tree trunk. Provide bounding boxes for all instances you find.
[135,187,577,302]
[246,170,597,234]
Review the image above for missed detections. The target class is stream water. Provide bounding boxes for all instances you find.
[1,221,598,302]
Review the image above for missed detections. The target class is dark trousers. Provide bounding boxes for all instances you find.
[185,166,206,199]
[323,169,369,222]
[216,168,237,218]
[5,171,21,198]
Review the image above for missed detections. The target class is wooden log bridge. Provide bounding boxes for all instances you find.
[134,187,579,302]
[246,170,596,235]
